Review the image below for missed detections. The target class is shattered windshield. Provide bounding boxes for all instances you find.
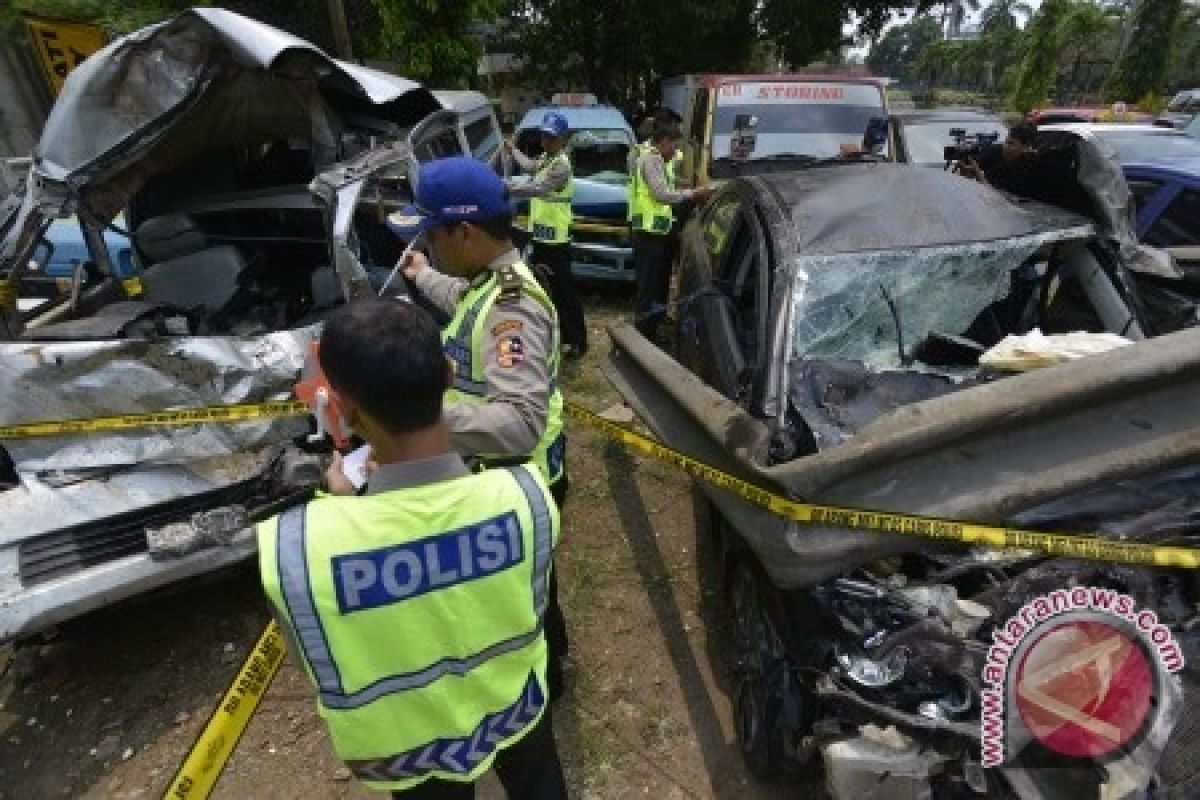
[788,232,1085,370]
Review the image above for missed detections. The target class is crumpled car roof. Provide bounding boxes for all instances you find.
[34,7,439,211]
[759,163,1090,256]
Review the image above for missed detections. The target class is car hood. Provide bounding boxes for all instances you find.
[31,7,439,216]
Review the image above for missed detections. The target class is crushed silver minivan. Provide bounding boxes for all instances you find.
[0,9,497,642]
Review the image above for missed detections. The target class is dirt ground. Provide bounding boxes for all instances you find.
[0,295,801,800]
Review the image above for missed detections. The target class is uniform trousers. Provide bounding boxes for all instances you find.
[529,241,587,353]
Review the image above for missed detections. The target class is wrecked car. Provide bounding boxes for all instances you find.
[604,145,1200,797]
[0,9,497,643]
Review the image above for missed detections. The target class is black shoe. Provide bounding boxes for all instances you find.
[562,344,588,361]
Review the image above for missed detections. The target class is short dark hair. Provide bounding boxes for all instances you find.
[318,299,447,434]
[468,213,514,242]
[1009,121,1037,147]
[651,121,682,143]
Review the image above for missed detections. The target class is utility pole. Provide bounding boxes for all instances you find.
[326,0,354,61]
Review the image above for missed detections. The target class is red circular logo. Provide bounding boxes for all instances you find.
[1014,619,1154,759]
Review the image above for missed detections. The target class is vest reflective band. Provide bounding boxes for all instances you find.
[258,465,558,791]
[528,152,573,244]
[443,261,566,483]
[630,145,674,235]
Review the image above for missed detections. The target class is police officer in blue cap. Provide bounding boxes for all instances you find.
[389,156,572,701]
[500,111,587,360]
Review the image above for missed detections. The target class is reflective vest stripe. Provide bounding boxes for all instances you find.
[277,466,554,710]
[510,464,554,620]
[277,504,342,694]
[450,287,493,394]
[347,671,544,782]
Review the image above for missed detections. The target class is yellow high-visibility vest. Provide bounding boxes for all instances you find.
[528,152,573,244]
[257,463,559,792]
[443,260,566,483]
[630,144,675,235]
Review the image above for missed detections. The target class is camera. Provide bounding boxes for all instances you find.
[943,128,1000,164]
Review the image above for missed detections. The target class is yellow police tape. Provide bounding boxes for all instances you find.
[562,402,1200,570]
[0,401,307,440]
[134,397,1200,796]
[3,398,1199,570]
[163,621,286,800]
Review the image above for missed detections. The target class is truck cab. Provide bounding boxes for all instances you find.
[662,74,890,184]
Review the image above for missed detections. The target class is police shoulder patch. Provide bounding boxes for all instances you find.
[491,319,523,337]
[496,334,525,368]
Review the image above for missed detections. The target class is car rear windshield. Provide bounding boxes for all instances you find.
[712,81,886,161]
[1167,91,1200,112]
[1098,131,1200,161]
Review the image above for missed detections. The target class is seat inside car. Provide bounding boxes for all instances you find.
[134,214,246,312]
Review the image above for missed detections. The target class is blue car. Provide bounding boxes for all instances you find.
[23,216,136,301]
[509,96,636,282]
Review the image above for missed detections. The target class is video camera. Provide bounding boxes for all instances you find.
[943,128,1000,166]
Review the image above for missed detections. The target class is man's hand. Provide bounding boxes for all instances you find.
[957,159,986,182]
[691,184,717,202]
[324,452,358,496]
[401,249,430,281]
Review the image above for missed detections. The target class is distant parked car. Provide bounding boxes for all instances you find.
[1039,123,1200,164]
[510,95,636,282]
[1157,89,1200,130]
[1030,106,1155,126]
[883,108,1008,166]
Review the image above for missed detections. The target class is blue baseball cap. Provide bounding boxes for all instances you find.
[540,112,569,138]
[387,156,510,238]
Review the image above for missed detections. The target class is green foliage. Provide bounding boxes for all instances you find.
[1107,0,1185,101]
[1011,0,1070,112]
[866,15,943,81]
[367,0,502,88]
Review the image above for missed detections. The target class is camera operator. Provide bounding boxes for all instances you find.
[958,121,1038,195]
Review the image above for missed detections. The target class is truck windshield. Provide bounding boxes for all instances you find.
[570,128,634,183]
[712,82,886,162]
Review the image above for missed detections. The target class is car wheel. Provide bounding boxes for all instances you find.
[728,559,792,780]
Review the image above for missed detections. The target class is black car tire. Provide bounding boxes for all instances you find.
[728,558,792,780]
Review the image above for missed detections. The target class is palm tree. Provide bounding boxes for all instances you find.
[981,0,1035,32]
[1057,1,1119,98]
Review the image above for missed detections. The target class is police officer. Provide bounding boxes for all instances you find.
[258,299,567,799]
[502,112,588,359]
[390,156,571,699]
[630,119,713,344]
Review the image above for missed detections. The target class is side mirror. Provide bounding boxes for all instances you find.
[731,113,758,159]
[863,116,889,154]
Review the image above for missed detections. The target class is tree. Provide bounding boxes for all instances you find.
[510,0,918,118]
[1012,0,1071,112]
[866,14,944,81]
[981,0,1034,32]
[1107,0,1186,101]
[366,0,502,87]
[1171,2,1200,88]
[1057,1,1119,98]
